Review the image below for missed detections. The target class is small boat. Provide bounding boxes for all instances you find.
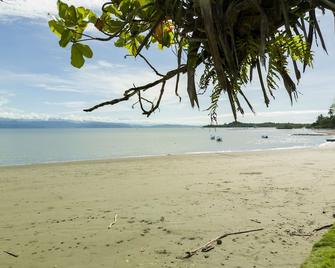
[216,137,222,142]
[261,135,269,139]
[326,138,335,142]
[210,135,215,140]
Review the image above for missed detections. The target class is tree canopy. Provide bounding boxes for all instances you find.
[311,101,335,128]
[49,0,335,122]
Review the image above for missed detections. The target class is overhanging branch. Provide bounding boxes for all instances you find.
[84,64,187,113]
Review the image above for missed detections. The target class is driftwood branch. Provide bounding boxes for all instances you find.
[287,223,333,237]
[183,228,264,259]
[108,214,118,229]
[3,251,19,258]
[313,223,333,232]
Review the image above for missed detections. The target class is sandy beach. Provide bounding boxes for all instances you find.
[1,146,335,268]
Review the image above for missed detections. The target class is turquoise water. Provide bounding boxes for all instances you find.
[0,128,330,166]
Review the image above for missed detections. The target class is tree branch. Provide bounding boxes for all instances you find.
[83,95,131,112]
[84,65,187,113]
[138,53,164,77]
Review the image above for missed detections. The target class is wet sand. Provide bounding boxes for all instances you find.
[314,128,335,136]
[1,146,335,268]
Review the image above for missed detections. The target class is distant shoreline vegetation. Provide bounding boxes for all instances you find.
[204,107,335,129]
[310,111,335,129]
[203,121,310,129]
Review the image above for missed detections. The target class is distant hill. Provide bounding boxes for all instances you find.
[0,119,195,128]
[203,121,310,129]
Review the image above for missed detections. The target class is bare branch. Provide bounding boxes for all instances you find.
[183,228,264,259]
[138,53,164,77]
[142,81,166,117]
[320,0,335,11]
[84,65,187,113]
[83,95,131,112]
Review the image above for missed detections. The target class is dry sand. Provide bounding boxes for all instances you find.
[1,146,335,268]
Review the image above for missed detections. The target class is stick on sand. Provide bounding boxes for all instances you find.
[108,214,118,229]
[183,228,264,258]
[3,251,19,258]
[313,224,333,232]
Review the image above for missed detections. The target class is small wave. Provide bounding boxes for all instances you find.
[182,145,312,157]
[319,142,335,148]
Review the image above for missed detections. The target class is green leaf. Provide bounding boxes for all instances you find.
[114,37,126,47]
[77,7,89,20]
[108,20,124,32]
[48,20,65,38]
[119,0,134,14]
[65,6,77,26]
[59,29,72,47]
[73,25,85,41]
[57,0,68,19]
[77,43,93,58]
[71,43,85,68]
[138,0,153,5]
[70,43,93,68]
[104,4,123,17]
[88,11,97,24]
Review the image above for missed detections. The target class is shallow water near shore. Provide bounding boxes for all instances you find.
[0,127,331,166]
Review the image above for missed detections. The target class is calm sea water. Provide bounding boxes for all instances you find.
[0,128,331,166]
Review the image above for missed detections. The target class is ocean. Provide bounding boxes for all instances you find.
[0,127,331,166]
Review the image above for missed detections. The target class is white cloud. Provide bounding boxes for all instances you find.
[44,101,87,108]
[0,110,51,120]
[0,59,189,110]
[255,110,328,117]
[0,96,9,107]
[0,109,170,124]
[0,61,160,98]
[0,0,105,21]
[216,109,328,123]
[0,91,15,107]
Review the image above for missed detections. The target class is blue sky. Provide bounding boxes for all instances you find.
[0,0,334,125]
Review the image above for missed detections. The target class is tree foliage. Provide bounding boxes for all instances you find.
[311,102,335,128]
[49,0,335,121]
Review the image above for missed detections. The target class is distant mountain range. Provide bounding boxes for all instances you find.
[0,118,195,128]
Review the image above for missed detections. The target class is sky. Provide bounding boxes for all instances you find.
[0,0,334,125]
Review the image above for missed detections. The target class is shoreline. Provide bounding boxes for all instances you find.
[1,142,333,168]
[1,146,335,267]
[314,128,335,136]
